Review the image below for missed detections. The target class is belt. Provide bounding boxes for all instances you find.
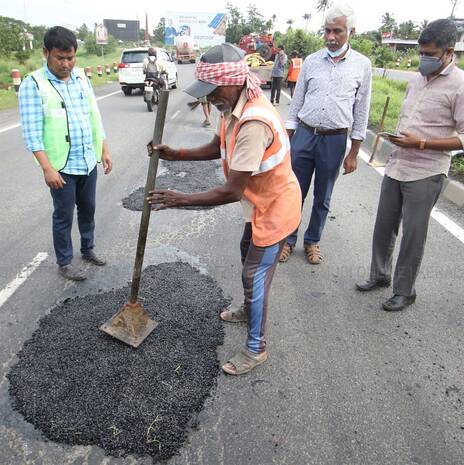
[299,121,348,136]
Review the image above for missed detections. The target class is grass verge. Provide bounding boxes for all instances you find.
[0,48,122,110]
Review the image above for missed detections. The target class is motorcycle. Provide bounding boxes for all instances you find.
[143,71,168,112]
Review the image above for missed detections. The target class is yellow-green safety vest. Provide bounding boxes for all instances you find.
[30,67,104,171]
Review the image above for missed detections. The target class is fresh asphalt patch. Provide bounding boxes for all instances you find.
[8,262,227,463]
[122,159,223,211]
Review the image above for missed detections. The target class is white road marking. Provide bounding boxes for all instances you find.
[281,90,291,101]
[0,252,48,309]
[359,150,464,245]
[171,110,181,120]
[0,89,121,134]
[0,123,21,134]
[96,90,122,101]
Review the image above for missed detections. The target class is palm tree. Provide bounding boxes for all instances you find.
[316,0,332,15]
[380,12,397,36]
[303,13,312,31]
[286,19,295,30]
[270,14,277,30]
[419,19,429,32]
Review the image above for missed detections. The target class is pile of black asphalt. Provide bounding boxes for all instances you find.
[8,262,227,463]
[122,160,223,211]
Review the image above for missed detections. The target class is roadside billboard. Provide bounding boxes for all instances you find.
[104,19,140,42]
[164,12,227,47]
[95,24,108,45]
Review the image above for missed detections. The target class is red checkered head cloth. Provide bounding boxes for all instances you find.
[184,43,263,101]
[195,60,263,100]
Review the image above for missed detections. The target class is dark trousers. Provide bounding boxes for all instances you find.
[287,124,347,246]
[287,81,296,97]
[369,174,444,296]
[240,223,284,354]
[270,77,283,103]
[49,167,97,266]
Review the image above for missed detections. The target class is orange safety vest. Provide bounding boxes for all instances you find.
[287,57,302,82]
[220,95,302,247]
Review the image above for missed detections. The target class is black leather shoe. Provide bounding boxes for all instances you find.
[355,279,391,292]
[82,252,107,266]
[382,294,416,312]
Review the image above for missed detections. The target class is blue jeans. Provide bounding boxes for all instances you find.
[287,124,347,246]
[49,167,97,266]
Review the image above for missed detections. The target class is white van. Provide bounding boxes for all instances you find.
[118,47,178,95]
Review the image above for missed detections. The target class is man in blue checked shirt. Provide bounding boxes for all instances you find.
[19,26,112,281]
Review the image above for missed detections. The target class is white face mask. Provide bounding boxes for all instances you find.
[326,41,349,58]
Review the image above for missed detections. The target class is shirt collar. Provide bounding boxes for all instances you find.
[44,64,79,83]
[225,88,248,120]
[440,57,455,76]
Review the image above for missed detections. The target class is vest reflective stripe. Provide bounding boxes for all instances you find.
[219,95,301,247]
[220,147,226,160]
[292,58,302,68]
[239,106,290,175]
[30,67,103,171]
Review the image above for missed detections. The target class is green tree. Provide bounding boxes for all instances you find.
[357,30,382,45]
[0,16,27,56]
[282,29,324,58]
[84,33,117,55]
[380,12,397,35]
[246,4,268,33]
[152,17,165,44]
[30,24,47,49]
[77,23,90,41]
[397,20,419,39]
[373,44,396,69]
[350,37,374,56]
[226,3,247,44]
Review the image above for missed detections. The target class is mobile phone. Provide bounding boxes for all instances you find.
[378,131,404,138]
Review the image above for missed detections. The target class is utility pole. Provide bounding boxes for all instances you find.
[450,0,460,18]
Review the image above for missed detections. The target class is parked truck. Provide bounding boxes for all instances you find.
[245,53,274,88]
[175,35,196,64]
[239,33,277,61]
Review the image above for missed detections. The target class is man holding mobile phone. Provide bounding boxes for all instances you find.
[356,19,464,311]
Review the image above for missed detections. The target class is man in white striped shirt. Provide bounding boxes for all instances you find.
[279,4,372,265]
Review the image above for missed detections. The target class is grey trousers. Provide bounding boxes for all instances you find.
[369,174,445,296]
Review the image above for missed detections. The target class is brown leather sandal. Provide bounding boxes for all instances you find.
[279,243,294,263]
[304,244,323,265]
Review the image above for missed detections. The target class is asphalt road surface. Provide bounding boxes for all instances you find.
[374,67,417,82]
[1,64,463,465]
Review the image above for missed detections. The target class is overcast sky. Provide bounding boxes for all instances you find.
[2,0,463,34]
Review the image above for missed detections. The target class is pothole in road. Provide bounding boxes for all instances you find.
[122,160,223,211]
[8,262,227,463]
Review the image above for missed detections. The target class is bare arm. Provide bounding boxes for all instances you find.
[33,150,66,189]
[389,133,463,151]
[148,169,251,209]
[150,134,221,161]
